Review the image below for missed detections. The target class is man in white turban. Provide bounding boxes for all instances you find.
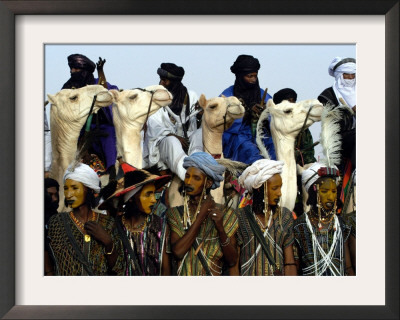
[319,57,356,113]
[47,162,125,276]
[318,57,356,171]
[235,159,297,276]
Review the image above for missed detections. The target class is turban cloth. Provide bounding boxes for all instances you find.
[273,88,297,104]
[328,57,356,108]
[157,62,185,81]
[183,152,225,190]
[230,54,261,75]
[302,162,339,193]
[63,163,101,193]
[67,54,96,73]
[238,159,284,192]
[328,57,356,77]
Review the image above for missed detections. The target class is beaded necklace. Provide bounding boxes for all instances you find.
[122,215,147,233]
[69,210,96,242]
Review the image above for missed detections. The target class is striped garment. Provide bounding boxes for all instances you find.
[48,212,125,276]
[293,212,351,276]
[236,206,295,276]
[167,205,238,276]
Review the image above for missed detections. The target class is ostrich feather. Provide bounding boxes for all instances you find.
[255,107,271,159]
[216,159,248,178]
[320,104,343,168]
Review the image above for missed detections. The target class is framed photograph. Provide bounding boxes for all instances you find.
[1,0,398,319]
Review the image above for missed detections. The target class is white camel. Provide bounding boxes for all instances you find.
[257,99,323,211]
[166,94,245,207]
[47,85,114,207]
[110,85,172,169]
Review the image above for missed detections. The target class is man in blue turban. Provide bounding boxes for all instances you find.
[166,152,239,276]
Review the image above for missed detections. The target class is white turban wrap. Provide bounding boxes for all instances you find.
[63,163,101,193]
[238,159,284,192]
[328,57,356,108]
[302,162,339,193]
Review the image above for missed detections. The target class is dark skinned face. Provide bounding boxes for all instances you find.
[266,173,282,206]
[184,167,208,196]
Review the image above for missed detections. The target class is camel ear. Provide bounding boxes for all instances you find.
[198,94,207,109]
[220,94,226,98]
[47,94,56,105]
[267,99,275,108]
[109,89,119,101]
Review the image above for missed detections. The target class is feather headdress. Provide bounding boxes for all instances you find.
[320,103,343,168]
[255,107,271,160]
[215,158,248,178]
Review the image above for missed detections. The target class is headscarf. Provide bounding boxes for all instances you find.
[62,54,96,89]
[230,55,262,121]
[273,88,297,104]
[238,159,284,192]
[230,55,261,75]
[328,57,356,108]
[301,162,339,193]
[157,62,188,115]
[67,54,96,73]
[183,152,225,189]
[63,163,101,193]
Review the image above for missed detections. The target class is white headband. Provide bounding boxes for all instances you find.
[238,159,284,192]
[63,163,101,193]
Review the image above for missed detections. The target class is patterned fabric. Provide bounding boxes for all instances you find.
[117,214,165,276]
[167,206,238,276]
[48,212,124,276]
[236,206,294,276]
[293,212,351,276]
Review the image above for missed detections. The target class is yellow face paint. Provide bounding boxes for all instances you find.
[318,178,337,211]
[266,173,283,206]
[134,183,157,214]
[64,179,87,209]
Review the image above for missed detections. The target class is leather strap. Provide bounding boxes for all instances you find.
[60,212,94,276]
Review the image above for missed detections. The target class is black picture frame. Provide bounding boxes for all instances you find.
[1,0,398,319]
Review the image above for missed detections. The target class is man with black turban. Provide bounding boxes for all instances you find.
[220,54,276,165]
[143,62,200,181]
[272,88,316,216]
[60,54,119,177]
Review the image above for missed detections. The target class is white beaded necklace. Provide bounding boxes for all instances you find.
[303,213,344,276]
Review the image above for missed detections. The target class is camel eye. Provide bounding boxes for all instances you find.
[284,109,292,114]
[129,94,138,100]
[69,95,78,101]
[209,104,218,110]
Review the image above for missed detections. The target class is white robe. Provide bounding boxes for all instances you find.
[143,90,202,180]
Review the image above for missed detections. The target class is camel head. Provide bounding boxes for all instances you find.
[267,99,323,138]
[198,94,245,132]
[47,85,113,124]
[110,85,172,129]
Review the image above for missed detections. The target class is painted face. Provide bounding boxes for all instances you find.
[317,178,337,211]
[134,183,157,214]
[266,174,282,206]
[64,179,87,209]
[243,72,258,84]
[184,167,207,196]
[46,186,59,204]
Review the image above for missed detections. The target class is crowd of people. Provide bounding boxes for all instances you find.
[44,53,356,276]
